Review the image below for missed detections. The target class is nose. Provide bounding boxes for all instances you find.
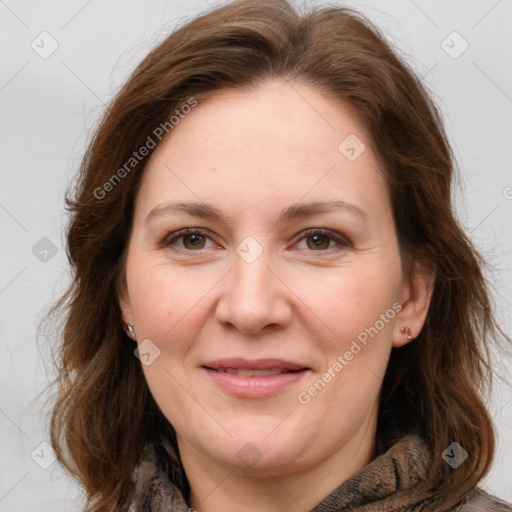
[214,253,292,335]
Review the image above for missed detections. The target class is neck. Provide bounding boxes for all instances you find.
[180,412,377,512]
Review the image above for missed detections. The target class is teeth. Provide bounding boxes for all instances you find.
[218,368,289,377]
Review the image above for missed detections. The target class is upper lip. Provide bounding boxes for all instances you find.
[202,358,309,371]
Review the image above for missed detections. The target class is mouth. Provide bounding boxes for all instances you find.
[210,367,301,377]
[201,358,310,398]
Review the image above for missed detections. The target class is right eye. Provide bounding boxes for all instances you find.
[162,228,218,252]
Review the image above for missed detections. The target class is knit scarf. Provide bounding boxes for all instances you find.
[123,434,512,511]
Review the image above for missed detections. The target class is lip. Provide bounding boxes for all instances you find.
[201,358,310,398]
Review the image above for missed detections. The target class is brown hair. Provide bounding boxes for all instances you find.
[49,0,509,510]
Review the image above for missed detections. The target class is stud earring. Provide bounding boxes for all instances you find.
[400,326,413,340]
[125,323,136,340]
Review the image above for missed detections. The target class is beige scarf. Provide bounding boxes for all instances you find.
[123,435,512,511]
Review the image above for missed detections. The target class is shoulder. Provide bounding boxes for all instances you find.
[453,489,512,511]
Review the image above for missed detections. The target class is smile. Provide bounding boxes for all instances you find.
[213,367,298,377]
[201,358,310,398]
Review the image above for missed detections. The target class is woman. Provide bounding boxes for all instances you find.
[49,0,512,510]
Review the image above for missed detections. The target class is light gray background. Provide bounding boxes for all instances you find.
[1,1,511,510]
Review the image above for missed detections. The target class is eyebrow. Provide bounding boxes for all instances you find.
[145,199,368,225]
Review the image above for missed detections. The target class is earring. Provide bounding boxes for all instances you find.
[400,326,413,341]
[125,323,136,340]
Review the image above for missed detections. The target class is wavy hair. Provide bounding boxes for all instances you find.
[49,1,509,510]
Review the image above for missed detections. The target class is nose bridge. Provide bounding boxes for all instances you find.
[215,247,291,333]
[233,254,271,302]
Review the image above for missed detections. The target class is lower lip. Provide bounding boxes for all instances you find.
[203,368,308,398]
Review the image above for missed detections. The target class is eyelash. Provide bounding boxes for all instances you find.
[161,228,352,254]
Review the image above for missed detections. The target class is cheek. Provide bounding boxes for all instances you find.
[127,258,218,345]
[295,268,398,416]
[303,263,400,345]
[127,263,213,421]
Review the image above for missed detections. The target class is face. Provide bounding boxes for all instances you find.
[119,80,431,476]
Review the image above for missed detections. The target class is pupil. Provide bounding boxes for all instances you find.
[185,234,204,248]
[308,234,329,249]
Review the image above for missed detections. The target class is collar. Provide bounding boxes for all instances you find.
[124,434,432,511]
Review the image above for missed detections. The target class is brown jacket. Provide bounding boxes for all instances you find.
[123,435,512,511]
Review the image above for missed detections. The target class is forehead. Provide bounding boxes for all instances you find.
[154,81,366,163]
[136,80,389,220]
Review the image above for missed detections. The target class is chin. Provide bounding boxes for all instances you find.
[188,421,317,475]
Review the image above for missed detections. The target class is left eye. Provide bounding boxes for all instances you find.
[295,230,347,251]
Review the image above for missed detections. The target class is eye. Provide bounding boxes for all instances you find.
[295,229,350,252]
[162,229,217,251]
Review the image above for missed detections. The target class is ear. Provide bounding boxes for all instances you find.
[392,262,435,348]
[117,276,134,326]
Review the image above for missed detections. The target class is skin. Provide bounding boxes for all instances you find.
[119,80,434,512]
